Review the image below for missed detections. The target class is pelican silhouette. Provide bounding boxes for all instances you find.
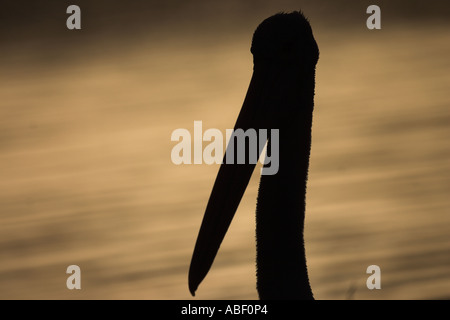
[188,11,319,300]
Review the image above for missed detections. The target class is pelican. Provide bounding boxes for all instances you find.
[188,11,319,300]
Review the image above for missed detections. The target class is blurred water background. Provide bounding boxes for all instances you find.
[1,0,449,299]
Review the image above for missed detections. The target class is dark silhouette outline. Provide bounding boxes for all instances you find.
[189,11,319,300]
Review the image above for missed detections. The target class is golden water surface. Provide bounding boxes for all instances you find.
[1,9,449,299]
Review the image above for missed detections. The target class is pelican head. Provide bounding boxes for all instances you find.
[189,11,319,300]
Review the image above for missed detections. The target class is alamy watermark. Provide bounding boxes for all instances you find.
[66,265,81,289]
[65,5,380,31]
[171,121,279,175]
[366,5,381,30]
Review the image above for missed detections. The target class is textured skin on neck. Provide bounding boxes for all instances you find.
[253,11,318,300]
